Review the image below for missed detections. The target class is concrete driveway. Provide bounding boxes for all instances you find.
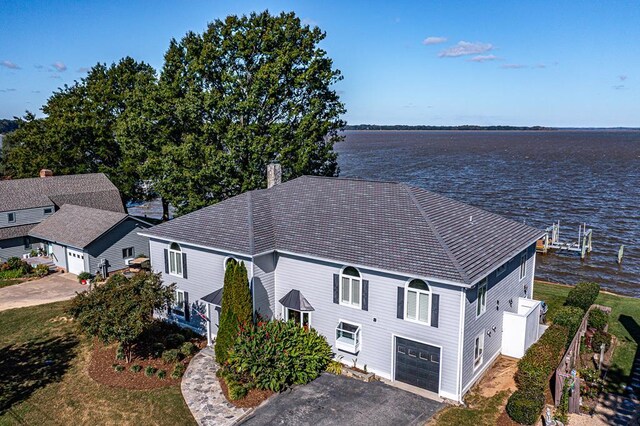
[240,373,444,426]
[0,273,85,311]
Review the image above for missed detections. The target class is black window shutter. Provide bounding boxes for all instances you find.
[397,287,404,319]
[333,274,339,304]
[182,252,188,279]
[164,249,169,273]
[184,291,190,322]
[431,294,440,328]
[362,280,369,311]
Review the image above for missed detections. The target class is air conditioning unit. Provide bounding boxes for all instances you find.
[125,258,135,266]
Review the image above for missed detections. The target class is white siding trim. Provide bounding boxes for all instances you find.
[456,287,466,401]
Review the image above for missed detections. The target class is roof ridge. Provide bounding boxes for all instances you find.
[246,190,255,255]
[403,184,471,284]
[300,175,404,185]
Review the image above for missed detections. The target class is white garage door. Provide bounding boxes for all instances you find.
[66,248,86,275]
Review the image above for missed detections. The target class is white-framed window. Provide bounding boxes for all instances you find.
[474,332,484,370]
[335,320,361,353]
[7,212,15,223]
[122,247,134,258]
[173,289,185,317]
[283,307,311,330]
[405,279,431,324]
[496,264,507,277]
[339,266,362,308]
[168,243,182,277]
[519,254,527,281]
[44,207,53,215]
[476,278,487,317]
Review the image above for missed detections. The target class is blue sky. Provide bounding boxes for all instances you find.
[0,0,638,127]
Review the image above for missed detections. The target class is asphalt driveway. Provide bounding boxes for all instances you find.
[240,373,444,426]
[0,273,85,311]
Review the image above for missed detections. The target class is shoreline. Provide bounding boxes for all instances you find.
[535,279,638,299]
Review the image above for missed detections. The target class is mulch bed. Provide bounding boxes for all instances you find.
[496,410,521,426]
[218,376,274,408]
[88,340,184,390]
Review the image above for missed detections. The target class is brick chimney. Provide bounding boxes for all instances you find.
[39,169,53,178]
[267,163,282,189]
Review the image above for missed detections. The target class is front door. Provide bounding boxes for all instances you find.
[66,247,85,275]
[394,337,441,393]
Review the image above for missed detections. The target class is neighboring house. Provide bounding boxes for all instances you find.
[140,167,545,402]
[0,170,127,269]
[29,204,151,275]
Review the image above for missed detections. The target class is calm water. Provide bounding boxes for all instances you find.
[336,130,640,297]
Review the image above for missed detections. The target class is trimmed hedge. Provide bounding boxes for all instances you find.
[514,324,569,393]
[553,306,585,344]
[566,282,600,312]
[506,390,545,425]
[591,330,612,353]
[588,309,609,331]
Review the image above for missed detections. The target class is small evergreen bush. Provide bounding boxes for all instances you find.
[227,380,249,400]
[130,364,143,373]
[144,366,157,377]
[588,309,609,331]
[157,370,167,380]
[180,341,197,357]
[171,363,186,379]
[114,364,125,372]
[116,345,125,360]
[566,282,600,312]
[553,306,585,343]
[506,390,545,425]
[162,349,182,364]
[591,330,612,353]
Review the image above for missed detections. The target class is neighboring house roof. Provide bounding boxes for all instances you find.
[0,223,36,240]
[142,176,544,286]
[29,204,133,249]
[0,173,124,213]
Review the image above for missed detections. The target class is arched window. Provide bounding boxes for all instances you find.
[405,279,430,324]
[339,266,362,308]
[168,243,182,276]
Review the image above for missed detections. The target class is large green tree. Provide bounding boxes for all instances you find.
[146,11,346,215]
[3,57,158,204]
[215,260,252,365]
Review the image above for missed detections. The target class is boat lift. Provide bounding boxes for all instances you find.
[536,221,593,259]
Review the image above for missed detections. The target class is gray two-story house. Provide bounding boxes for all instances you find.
[1,170,150,276]
[140,170,545,402]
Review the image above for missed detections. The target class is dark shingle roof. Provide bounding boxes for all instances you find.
[0,173,124,213]
[143,177,543,286]
[0,223,36,240]
[29,204,129,249]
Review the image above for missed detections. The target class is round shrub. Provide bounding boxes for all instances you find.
[157,370,167,380]
[33,264,50,278]
[7,257,32,274]
[114,364,125,372]
[165,333,186,349]
[506,390,545,425]
[591,330,612,353]
[553,306,585,341]
[171,363,186,379]
[227,380,249,400]
[566,282,600,312]
[77,272,92,283]
[162,349,182,364]
[588,309,609,331]
[144,366,157,377]
[130,364,143,373]
[180,342,197,357]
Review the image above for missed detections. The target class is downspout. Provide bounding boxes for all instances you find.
[456,287,466,402]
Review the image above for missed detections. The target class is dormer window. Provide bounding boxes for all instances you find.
[7,212,15,223]
[339,266,362,308]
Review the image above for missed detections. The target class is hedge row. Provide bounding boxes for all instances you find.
[507,324,569,425]
[566,282,600,312]
[553,306,585,346]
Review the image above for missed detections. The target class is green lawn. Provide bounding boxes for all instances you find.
[0,301,195,426]
[534,280,640,392]
[0,279,24,289]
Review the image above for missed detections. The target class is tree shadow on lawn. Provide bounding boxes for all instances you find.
[0,334,79,413]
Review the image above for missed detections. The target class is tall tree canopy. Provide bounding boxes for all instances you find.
[2,57,158,204]
[146,11,345,215]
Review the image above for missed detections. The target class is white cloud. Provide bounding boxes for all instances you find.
[1,60,20,69]
[51,61,67,72]
[77,67,90,73]
[301,18,318,27]
[501,63,527,69]
[438,41,493,57]
[469,54,498,63]
[423,36,447,45]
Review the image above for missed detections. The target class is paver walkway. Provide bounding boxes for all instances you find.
[181,346,248,425]
[0,273,85,311]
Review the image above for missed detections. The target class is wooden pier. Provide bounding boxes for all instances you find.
[536,221,593,259]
